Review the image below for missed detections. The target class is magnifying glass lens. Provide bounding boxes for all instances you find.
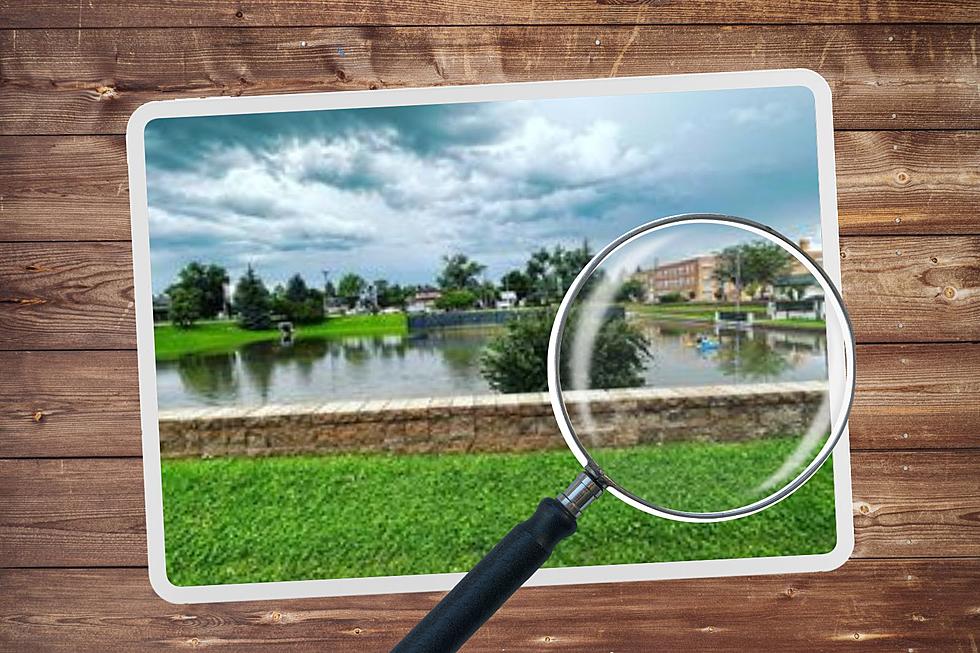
[556,220,846,516]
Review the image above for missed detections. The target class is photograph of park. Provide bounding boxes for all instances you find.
[146,85,839,587]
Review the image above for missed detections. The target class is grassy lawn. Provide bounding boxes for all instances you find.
[161,439,836,586]
[629,303,825,331]
[629,302,766,321]
[753,318,828,331]
[154,313,408,360]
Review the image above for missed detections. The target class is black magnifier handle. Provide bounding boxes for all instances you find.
[391,473,602,653]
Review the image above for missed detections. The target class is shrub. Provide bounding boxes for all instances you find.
[436,289,478,311]
[480,309,649,393]
[658,292,685,304]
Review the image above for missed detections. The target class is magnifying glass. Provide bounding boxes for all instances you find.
[393,214,856,653]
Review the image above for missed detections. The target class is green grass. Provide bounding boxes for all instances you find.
[629,302,765,321]
[629,304,825,331]
[753,318,828,331]
[154,314,408,360]
[161,439,837,586]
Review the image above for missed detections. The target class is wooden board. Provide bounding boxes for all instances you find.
[2,131,977,242]
[3,344,979,459]
[840,236,980,343]
[834,131,980,236]
[4,0,980,28]
[0,241,135,350]
[2,25,979,135]
[2,2,978,650]
[1,561,978,652]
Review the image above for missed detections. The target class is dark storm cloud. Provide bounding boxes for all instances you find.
[144,86,823,291]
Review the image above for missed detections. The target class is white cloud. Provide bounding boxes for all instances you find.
[149,111,663,282]
[728,101,792,126]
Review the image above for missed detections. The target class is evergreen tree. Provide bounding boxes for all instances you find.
[284,274,309,303]
[233,265,273,330]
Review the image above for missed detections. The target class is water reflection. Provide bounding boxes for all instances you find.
[156,328,495,410]
[156,320,828,409]
[636,321,827,387]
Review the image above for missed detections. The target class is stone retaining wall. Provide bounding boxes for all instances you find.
[158,381,827,459]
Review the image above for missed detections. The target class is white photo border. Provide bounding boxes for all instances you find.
[126,68,853,604]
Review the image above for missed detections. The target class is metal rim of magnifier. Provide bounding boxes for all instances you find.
[547,213,857,523]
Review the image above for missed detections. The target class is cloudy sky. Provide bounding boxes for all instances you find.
[144,85,821,292]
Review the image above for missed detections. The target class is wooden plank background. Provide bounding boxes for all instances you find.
[0,2,978,650]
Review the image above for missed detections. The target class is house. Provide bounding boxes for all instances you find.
[495,290,518,310]
[406,289,443,313]
[152,294,171,322]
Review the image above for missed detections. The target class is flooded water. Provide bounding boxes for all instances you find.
[156,319,828,409]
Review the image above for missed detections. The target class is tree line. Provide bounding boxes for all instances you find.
[163,240,600,330]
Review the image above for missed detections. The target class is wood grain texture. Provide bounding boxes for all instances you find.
[1,25,978,135]
[0,350,141,457]
[0,458,146,567]
[2,131,977,242]
[2,452,977,568]
[1,2,977,649]
[851,451,980,558]
[1,561,978,652]
[3,0,980,28]
[4,237,979,350]
[3,344,978,459]
[841,236,980,343]
[0,135,130,241]
[0,241,135,349]
[850,343,980,450]
[835,131,980,236]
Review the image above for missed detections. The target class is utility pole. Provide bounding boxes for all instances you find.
[735,249,742,312]
[321,269,330,315]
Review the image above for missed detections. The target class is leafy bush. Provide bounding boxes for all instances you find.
[480,310,649,393]
[657,292,685,304]
[435,289,478,311]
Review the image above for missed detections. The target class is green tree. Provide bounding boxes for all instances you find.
[437,254,486,291]
[523,241,593,305]
[500,269,532,301]
[615,278,647,303]
[274,274,324,324]
[337,273,366,309]
[376,280,408,309]
[435,289,478,311]
[233,265,273,330]
[168,286,202,328]
[480,310,649,393]
[168,262,229,319]
[284,274,309,303]
[715,241,792,299]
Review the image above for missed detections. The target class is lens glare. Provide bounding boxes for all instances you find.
[554,218,848,516]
